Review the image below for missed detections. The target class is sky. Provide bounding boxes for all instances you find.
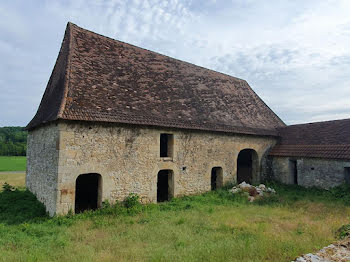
[1,0,350,127]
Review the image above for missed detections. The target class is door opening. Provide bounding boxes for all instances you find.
[237,149,258,184]
[75,173,102,213]
[157,170,174,202]
[211,167,223,190]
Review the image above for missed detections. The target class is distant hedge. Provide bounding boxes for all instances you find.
[0,127,27,156]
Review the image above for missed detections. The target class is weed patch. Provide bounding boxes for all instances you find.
[337,224,350,240]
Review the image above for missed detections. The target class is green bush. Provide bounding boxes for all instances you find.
[337,224,350,239]
[2,182,14,192]
[329,184,350,204]
[123,193,140,208]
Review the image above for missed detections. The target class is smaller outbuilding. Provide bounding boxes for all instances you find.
[269,119,350,189]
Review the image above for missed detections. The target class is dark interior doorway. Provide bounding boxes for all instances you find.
[345,167,350,184]
[211,167,223,190]
[75,173,102,213]
[157,170,174,202]
[237,149,257,184]
[289,160,298,184]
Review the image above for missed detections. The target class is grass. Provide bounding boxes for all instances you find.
[0,156,26,171]
[0,176,350,262]
[0,172,25,190]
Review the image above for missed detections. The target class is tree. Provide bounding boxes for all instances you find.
[0,127,27,156]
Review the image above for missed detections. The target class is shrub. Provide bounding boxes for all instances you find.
[123,193,140,209]
[337,224,350,240]
[2,182,14,192]
[102,200,111,209]
[330,184,350,204]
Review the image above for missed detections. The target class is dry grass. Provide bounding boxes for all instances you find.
[0,172,25,190]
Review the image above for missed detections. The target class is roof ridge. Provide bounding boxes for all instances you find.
[284,117,350,127]
[57,22,74,118]
[273,144,350,146]
[68,22,247,83]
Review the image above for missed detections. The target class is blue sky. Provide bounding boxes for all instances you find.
[1,0,350,126]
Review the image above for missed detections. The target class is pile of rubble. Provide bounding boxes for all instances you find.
[229,182,276,202]
[293,238,350,262]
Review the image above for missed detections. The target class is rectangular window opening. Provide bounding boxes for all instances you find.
[160,133,173,158]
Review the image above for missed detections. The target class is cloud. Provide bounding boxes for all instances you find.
[0,0,350,126]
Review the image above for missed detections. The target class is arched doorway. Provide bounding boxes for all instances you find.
[157,170,174,202]
[237,149,258,184]
[75,173,102,213]
[211,167,223,190]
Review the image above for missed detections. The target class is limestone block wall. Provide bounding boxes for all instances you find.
[26,123,59,216]
[55,121,277,215]
[271,157,294,184]
[272,156,350,189]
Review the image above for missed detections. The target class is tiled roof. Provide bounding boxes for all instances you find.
[269,119,350,160]
[277,118,350,145]
[269,145,350,160]
[27,22,285,136]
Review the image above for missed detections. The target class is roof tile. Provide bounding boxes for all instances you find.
[269,119,350,160]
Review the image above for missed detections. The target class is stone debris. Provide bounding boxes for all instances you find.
[229,182,276,201]
[293,239,350,262]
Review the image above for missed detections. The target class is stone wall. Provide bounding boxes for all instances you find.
[26,123,59,216]
[52,121,277,215]
[271,156,350,189]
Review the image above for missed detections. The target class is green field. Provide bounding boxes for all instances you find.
[0,156,26,171]
[0,178,350,262]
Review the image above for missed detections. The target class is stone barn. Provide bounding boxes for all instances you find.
[26,23,349,216]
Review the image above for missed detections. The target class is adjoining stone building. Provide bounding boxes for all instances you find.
[26,23,349,216]
[269,119,350,189]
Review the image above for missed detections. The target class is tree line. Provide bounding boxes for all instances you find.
[0,127,27,156]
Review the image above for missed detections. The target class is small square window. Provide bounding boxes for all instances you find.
[160,134,174,158]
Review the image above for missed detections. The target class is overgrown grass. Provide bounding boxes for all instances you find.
[0,182,350,262]
[0,156,26,171]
